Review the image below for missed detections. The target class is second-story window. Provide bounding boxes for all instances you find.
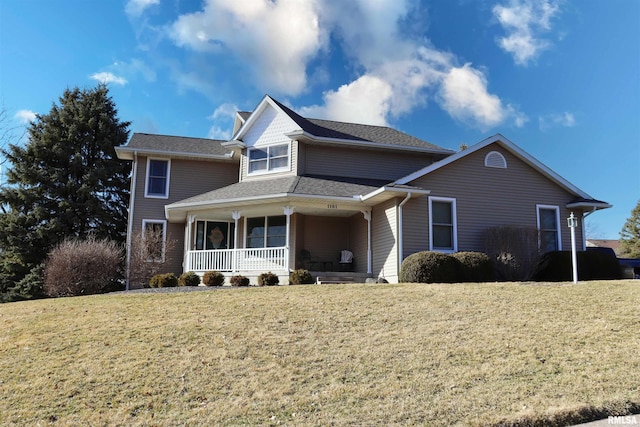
[248,143,289,174]
[145,158,170,198]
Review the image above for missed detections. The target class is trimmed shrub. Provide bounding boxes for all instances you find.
[203,270,225,286]
[399,251,461,283]
[179,271,201,287]
[44,237,123,297]
[230,275,250,287]
[289,269,314,285]
[532,251,622,282]
[258,271,280,286]
[451,252,495,282]
[149,273,179,288]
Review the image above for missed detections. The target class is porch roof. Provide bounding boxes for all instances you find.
[164,175,428,221]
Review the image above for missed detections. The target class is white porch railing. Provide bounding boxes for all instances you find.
[185,247,288,273]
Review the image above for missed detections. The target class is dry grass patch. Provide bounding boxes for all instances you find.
[0,281,638,426]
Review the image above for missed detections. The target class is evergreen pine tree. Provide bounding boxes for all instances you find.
[619,199,640,258]
[0,85,130,299]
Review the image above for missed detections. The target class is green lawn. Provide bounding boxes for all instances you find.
[1,281,638,426]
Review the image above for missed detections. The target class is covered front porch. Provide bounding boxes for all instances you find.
[175,202,374,284]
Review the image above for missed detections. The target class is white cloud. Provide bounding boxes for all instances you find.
[125,0,159,18]
[161,0,523,129]
[539,111,576,130]
[438,64,516,130]
[208,103,239,140]
[90,72,128,86]
[113,59,157,82]
[300,1,522,129]
[169,0,324,96]
[493,0,560,66]
[14,109,36,124]
[300,75,394,125]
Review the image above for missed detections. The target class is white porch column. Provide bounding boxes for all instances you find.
[185,215,195,271]
[284,206,295,270]
[232,211,241,274]
[362,210,372,274]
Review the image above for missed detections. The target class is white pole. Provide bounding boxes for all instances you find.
[232,211,241,274]
[569,212,578,284]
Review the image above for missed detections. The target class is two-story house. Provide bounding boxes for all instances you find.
[116,95,610,287]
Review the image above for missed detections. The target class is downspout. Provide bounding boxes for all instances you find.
[398,193,413,272]
[125,151,138,291]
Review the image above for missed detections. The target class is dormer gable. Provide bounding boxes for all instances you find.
[225,96,303,181]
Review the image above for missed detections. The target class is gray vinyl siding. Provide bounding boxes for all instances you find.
[403,144,585,255]
[348,213,368,274]
[130,157,239,280]
[372,199,398,282]
[303,144,436,181]
[402,196,429,259]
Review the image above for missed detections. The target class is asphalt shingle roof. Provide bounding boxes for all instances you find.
[270,97,450,152]
[122,133,230,156]
[170,175,390,206]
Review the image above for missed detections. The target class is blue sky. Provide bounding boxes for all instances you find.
[1,0,638,239]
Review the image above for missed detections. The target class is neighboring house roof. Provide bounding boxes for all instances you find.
[395,133,612,211]
[586,239,621,251]
[115,133,236,161]
[231,95,454,155]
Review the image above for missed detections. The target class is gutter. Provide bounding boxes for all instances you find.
[116,146,236,161]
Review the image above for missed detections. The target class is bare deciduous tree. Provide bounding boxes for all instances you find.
[127,228,176,289]
[484,226,541,281]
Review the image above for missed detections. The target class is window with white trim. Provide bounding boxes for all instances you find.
[142,219,167,261]
[429,197,457,252]
[537,205,561,252]
[145,158,170,198]
[246,216,286,248]
[248,143,289,174]
[195,221,235,250]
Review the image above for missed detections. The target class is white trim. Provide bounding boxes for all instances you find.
[144,157,171,199]
[360,186,431,201]
[247,142,291,176]
[232,96,299,141]
[484,151,507,168]
[142,219,167,262]
[536,204,562,251]
[429,196,458,253]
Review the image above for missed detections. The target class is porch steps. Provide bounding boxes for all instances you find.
[315,273,372,285]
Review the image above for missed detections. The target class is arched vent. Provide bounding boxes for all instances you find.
[484,151,507,169]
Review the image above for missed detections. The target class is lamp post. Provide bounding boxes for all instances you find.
[567,212,578,284]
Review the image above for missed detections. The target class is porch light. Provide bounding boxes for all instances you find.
[567,212,578,284]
